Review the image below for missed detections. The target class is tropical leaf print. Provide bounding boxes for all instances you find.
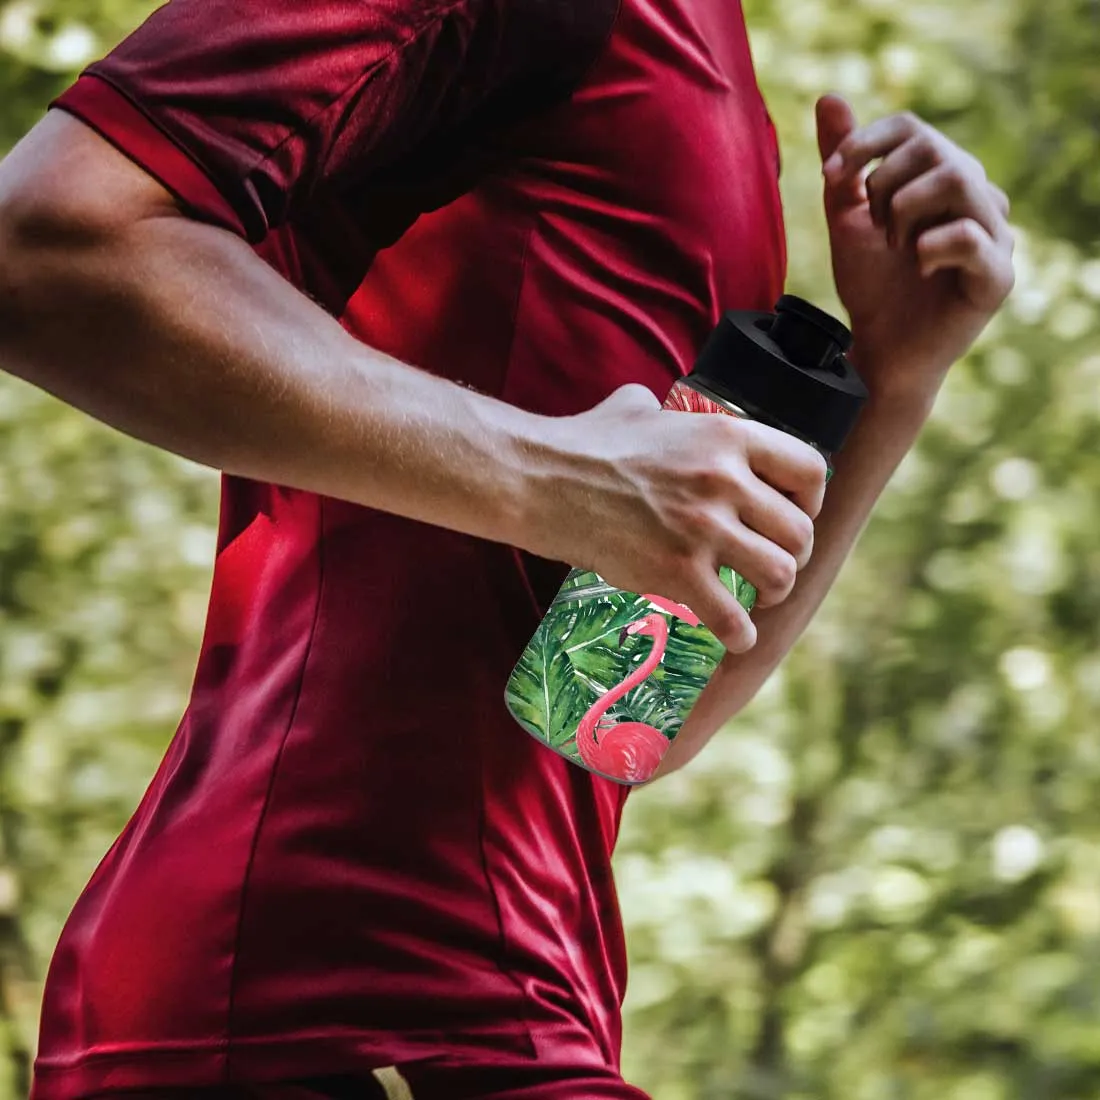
[502,382,772,778]
[504,561,760,777]
[505,614,588,748]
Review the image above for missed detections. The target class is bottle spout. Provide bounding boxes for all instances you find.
[768,294,853,374]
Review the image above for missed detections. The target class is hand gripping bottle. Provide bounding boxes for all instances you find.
[505,295,868,785]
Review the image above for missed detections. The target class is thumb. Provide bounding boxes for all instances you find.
[815,92,858,165]
[598,383,662,414]
[816,94,864,212]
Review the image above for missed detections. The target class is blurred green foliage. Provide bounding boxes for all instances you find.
[0,0,1098,1097]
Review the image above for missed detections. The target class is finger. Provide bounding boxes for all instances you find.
[815,93,858,163]
[740,422,828,520]
[889,162,1000,248]
[816,94,865,209]
[824,111,927,185]
[916,219,1015,309]
[681,564,757,654]
[712,520,798,609]
[864,134,941,230]
[737,481,816,570]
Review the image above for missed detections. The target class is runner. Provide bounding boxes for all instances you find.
[0,0,1014,1095]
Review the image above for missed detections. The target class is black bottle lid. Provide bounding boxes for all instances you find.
[688,295,868,453]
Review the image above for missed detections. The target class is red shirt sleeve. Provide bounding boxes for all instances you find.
[52,0,611,242]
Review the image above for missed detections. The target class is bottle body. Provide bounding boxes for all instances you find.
[504,377,826,786]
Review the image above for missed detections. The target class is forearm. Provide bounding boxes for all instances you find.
[0,162,542,549]
[655,384,934,776]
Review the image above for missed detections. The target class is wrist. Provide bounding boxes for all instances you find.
[848,341,944,428]
[501,405,587,560]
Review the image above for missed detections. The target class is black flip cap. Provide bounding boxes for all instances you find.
[688,295,868,454]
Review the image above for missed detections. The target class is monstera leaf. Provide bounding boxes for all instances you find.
[506,565,754,751]
[507,575,648,746]
[550,569,620,605]
[562,598,651,682]
[504,618,589,747]
[616,676,683,736]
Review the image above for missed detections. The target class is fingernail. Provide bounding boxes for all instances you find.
[823,152,842,178]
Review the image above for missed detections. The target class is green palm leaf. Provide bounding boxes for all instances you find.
[504,617,588,746]
[507,566,752,751]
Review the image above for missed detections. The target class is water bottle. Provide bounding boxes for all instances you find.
[505,295,868,785]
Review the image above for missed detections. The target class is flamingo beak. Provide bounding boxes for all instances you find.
[619,625,632,645]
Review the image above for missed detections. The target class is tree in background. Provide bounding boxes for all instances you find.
[0,0,1097,1097]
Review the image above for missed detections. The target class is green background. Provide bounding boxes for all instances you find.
[1,0,1098,1096]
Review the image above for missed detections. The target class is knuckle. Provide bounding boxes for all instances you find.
[704,412,750,454]
[684,503,734,555]
[943,163,970,198]
[916,130,942,164]
[689,454,750,506]
[668,502,712,550]
[793,511,816,559]
[612,382,657,411]
[682,463,728,501]
[728,620,757,653]
[958,219,984,251]
[962,149,987,180]
[728,621,757,653]
[709,604,742,643]
[759,549,798,601]
[802,448,829,488]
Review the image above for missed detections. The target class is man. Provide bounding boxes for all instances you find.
[0,0,1013,1094]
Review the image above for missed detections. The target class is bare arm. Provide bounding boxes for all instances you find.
[655,390,925,775]
[0,112,543,546]
[0,112,827,652]
[656,95,1016,777]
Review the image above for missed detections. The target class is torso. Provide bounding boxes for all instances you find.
[33,0,786,1094]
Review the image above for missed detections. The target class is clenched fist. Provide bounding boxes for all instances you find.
[817,94,1016,397]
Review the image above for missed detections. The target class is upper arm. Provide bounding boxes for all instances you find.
[0,109,179,246]
[45,0,615,246]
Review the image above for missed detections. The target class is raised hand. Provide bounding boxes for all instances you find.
[530,385,828,654]
[816,94,1015,398]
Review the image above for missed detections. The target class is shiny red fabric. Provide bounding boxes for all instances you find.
[115,1057,652,1100]
[35,0,786,1095]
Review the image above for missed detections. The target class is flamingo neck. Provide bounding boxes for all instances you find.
[578,615,668,738]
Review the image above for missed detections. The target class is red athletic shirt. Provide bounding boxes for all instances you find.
[34,0,786,1094]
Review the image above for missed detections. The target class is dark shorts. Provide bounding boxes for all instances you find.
[92,1061,651,1100]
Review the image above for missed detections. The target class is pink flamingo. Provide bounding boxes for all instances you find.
[641,593,700,627]
[575,610,679,784]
